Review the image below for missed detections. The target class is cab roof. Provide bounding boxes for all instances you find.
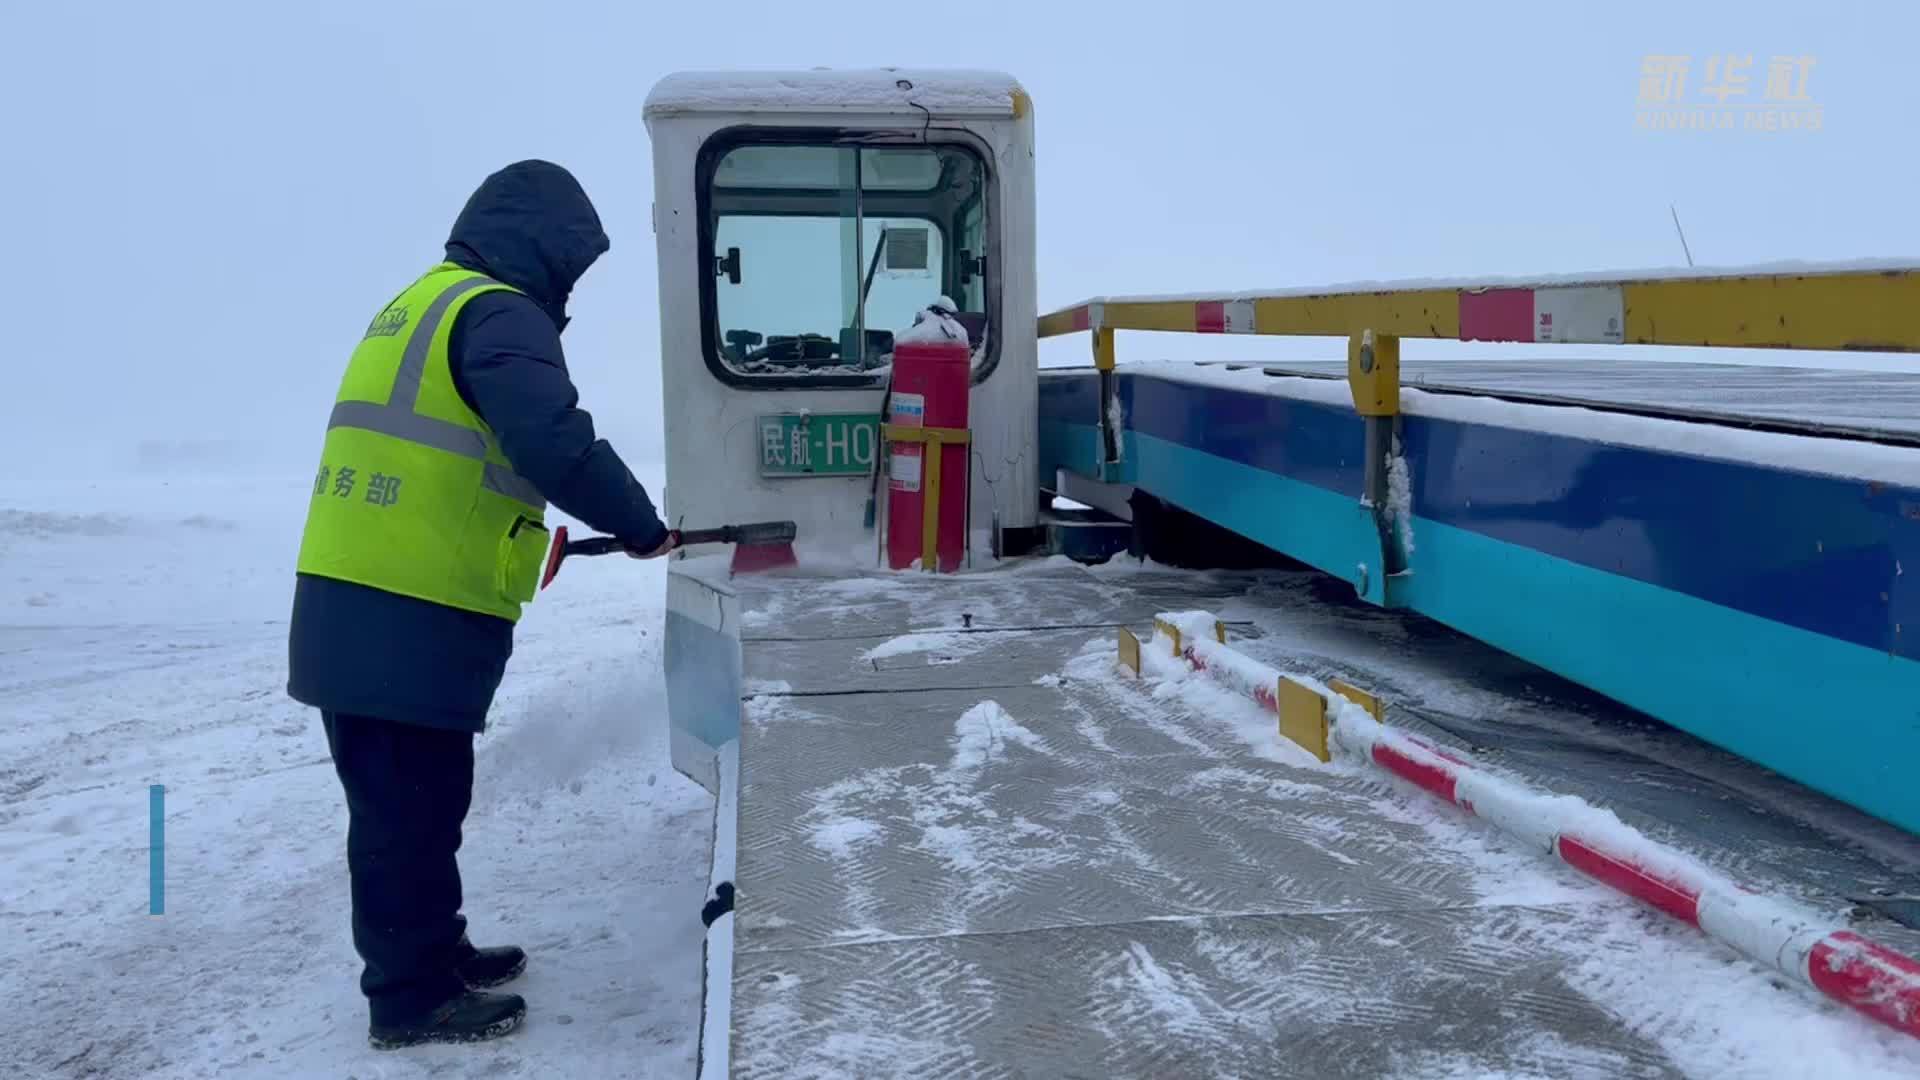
[644,68,1027,120]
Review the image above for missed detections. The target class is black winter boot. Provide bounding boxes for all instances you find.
[455,938,527,989]
[368,990,526,1050]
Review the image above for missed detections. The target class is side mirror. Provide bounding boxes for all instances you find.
[958,249,985,285]
[715,246,742,285]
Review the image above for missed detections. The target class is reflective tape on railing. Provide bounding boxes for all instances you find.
[1195,299,1256,334]
[1458,285,1624,344]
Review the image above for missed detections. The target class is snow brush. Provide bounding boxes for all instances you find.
[539,520,799,589]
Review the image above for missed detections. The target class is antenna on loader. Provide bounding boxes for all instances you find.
[1669,203,1695,268]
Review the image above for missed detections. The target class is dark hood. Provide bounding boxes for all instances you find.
[445,160,610,330]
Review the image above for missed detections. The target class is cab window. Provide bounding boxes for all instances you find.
[700,138,993,386]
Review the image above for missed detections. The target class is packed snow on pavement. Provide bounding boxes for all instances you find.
[14,457,1920,1079]
[1103,628,1920,1079]
[1,461,712,1079]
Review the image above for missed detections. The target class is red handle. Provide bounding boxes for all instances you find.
[539,525,571,591]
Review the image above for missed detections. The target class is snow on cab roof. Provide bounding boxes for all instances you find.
[644,68,1026,119]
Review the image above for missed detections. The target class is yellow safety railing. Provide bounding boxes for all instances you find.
[1038,262,1920,437]
[1039,262,1920,598]
[1039,263,1920,364]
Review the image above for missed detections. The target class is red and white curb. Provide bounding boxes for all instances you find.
[1136,611,1920,1041]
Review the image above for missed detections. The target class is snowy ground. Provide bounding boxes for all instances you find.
[1,464,712,1079]
[14,462,1920,1078]
[1121,608,1920,1079]
[724,562,1920,1078]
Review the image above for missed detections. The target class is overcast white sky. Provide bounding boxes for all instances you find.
[2,0,1914,481]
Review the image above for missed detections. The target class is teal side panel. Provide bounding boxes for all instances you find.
[1398,517,1920,835]
[1132,433,1382,596]
[1104,430,1139,486]
[1039,421,1103,483]
[1128,431,1920,833]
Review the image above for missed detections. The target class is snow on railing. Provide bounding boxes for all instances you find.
[1119,612,1920,1044]
[1040,260,1920,353]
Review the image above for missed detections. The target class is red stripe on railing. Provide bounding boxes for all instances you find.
[1195,301,1227,333]
[1557,836,1703,926]
[1371,742,1459,803]
[1458,288,1535,343]
[1807,931,1920,1038]
[1405,734,1472,767]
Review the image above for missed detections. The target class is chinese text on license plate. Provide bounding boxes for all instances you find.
[757,413,880,477]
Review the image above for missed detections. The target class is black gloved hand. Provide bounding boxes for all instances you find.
[701,881,734,927]
[626,530,678,560]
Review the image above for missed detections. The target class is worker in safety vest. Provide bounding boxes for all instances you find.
[288,160,673,1049]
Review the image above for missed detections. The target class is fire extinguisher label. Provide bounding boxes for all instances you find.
[889,446,923,492]
[890,393,925,428]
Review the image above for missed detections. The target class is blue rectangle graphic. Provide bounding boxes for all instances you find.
[149,784,164,915]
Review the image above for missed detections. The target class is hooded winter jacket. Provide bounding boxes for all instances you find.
[288,160,666,732]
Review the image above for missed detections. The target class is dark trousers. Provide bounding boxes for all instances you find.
[322,710,476,1025]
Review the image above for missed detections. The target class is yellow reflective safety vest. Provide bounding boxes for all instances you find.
[296,263,551,623]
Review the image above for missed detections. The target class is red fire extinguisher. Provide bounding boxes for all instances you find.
[886,337,970,572]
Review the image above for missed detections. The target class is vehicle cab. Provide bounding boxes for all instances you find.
[646,68,1040,789]
[643,68,1039,559]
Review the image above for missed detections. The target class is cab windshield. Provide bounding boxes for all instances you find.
[702,139,991,383]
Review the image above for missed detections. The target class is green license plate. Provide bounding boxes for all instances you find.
[756,413,881,477]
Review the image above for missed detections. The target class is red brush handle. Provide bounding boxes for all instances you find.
[541,520,797,591]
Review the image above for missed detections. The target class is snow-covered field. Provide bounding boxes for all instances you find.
[2,463,712,1079]
[14,459,1920,1079]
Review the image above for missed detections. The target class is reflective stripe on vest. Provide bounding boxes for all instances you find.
[325,405,546,508]
[323,276,547,510]
[296,266,551,623]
